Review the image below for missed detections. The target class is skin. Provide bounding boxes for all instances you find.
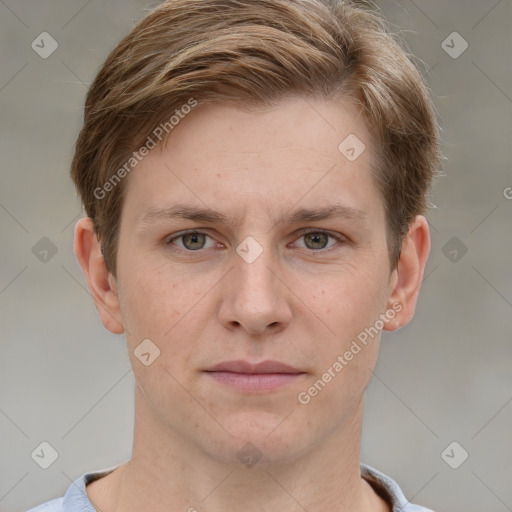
[75,95,430,512]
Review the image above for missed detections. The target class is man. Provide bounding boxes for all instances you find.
[27,0,442,510]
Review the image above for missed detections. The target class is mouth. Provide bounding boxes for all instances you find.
[203,360,307,393]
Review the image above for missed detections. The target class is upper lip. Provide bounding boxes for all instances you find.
[205,360,304,374]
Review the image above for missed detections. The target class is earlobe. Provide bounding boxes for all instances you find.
[383,215,431,332]
[74,217,124,334]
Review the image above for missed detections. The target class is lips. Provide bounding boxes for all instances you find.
[205,360,303,374]
[204,360,306,393]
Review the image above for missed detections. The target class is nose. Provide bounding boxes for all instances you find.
[217,238,293,337]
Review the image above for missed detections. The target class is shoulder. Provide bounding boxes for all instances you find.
[24,465,119,512]
[361,463,436,512]
[25,497,64,512]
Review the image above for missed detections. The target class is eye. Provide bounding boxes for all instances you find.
[293,229,344,252]
[166,229,346,254]
[167,231,217,251]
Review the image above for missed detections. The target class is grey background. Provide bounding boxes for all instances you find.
[1,1,511,511]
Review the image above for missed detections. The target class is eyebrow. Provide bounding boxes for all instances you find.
[138,202,370,231]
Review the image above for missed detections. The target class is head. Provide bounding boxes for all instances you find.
[73,0,442,467]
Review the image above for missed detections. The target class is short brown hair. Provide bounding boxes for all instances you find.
[71,0,443,277]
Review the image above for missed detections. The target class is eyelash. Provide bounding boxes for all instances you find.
[165,229,347,255]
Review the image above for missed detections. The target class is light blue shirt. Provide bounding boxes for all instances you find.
[26,463,435,511]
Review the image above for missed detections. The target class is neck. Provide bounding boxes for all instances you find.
[87,385,389,512]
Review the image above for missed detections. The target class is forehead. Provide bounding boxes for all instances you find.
[121,95,384,228]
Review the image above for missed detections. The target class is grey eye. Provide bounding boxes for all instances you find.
[303,232,329,250]
[180,232,207,250]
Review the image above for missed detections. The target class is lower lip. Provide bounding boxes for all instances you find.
[205,371,305,392]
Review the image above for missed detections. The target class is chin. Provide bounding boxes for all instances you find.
[206,411,313,468]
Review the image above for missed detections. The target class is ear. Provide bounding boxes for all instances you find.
[74,217,124,334]
[383,215,431,332]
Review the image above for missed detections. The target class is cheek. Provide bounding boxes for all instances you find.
[324,263,385,326]
[116,260,183,359]
[119,261,213,373]
[299,278,386,416]
[313,264,389,376]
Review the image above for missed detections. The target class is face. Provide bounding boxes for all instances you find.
[111,96,400,465]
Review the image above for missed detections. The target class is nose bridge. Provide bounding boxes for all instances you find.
[234,233,280,303]
[219,231,292,335]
